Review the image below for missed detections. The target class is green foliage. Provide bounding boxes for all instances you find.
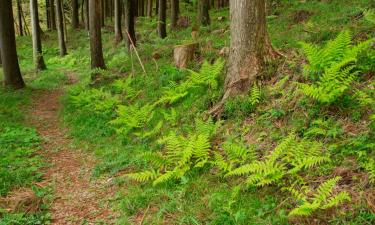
[225,133,330,187]
[299,30,373,103]
[304,118,343,139]
[287,177,351,217]
[111,77,140,100]
[126,118,220,186]
[110,104,155,136]
[157,59,224,105]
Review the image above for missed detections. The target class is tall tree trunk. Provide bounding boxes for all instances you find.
[0,0,25,89]
[139,0,144,16]
[157,0,166,38]
[125,0,136,50]
[146,0,152,17]
[171,0,179,30]
[30,0,47,71]
[17,0,23,36]
[56,0,67,56]
[198,0,210,26]
[50,0,56,30]
[85,0,89,30]
[209,0,277,117]
[46,0,51,29]
[89,0,106,69]
[114,0,123,43]
[72,0,79,29]
[155,0,158,14]
[101,0,105,27]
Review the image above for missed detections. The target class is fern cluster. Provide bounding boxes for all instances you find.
[157,59,224,105]
[287,177,350,217]
[111,77,140,101]
[110,104,155,135]
[299,30,373,103]
[126,118,221,185]
[69,88,120,114]
[223,133,330,187]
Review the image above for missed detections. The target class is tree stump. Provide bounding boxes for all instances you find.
[173,42,199,69]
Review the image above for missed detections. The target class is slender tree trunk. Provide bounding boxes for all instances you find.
[198,0,210,26]
[56,0,67,56]
[0,47,2,67]
[155,0,159,14]
[17,0,23,36]
[125,0,136,50]
[139,0,145,16]
[146,0,152,17]
[72,0,79,29]
[171,0,179,30]
[157,0,166,38]
[0,0,25,89]
[85,0,89,30]
[89,0,106,69]
[30,0,47,71]
[50,0,56,30]
[46,0,51,29]
[114,0,123,43]
[101,0,105,27]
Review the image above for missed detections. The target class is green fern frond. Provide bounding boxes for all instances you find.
[126,170,159,183]
[249,84,261,105]
[152,170,176,186]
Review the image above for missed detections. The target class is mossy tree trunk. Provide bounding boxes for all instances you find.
[0,0,25,89]
[89,0,106,69]
[158,0,166,38]
[30,0,47,71]
[56,0,67,56]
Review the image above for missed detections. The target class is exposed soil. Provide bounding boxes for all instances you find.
[29,86,117,224]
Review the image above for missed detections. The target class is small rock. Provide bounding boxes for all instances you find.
[219,47,230,56]
[191,31,199,39]
[212,29,226,35]
[217,16,225,21]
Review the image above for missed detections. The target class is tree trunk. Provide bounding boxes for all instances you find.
[85,0,89,30]
[72,0,79,29]
[100,0,105,27]
[30,0,47,71]
[209,0,278,117]
[17,0,23,36]
[198,0,210,26]
[155,0,158,14]
[146,0,152,17]
[124,0,136,50]
[171,0,179,30]
[46,0,51,29]
[139,0,145,17]
[50,0,56,30]
[157,0,166,38]
[0,0,25,89]
[114,0,123,43]
[89,0,106,69]
[56,0,67,56]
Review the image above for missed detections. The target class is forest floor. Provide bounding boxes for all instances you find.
[28,77,116,224]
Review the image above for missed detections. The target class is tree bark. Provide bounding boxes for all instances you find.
[124,0,136,50]
[146,0,152,17]
[198,0,210,26]
[50,0,56,30]
[46,0,51,29]
[157,0,166,38]
[0,0,25,89]
[17,0,23,36]
[30,0,47,71]
[56,0,67,56]
[209,0,278,117]
[171,0,179,30]
[85,0,89,30]
[89,0,106,69]
[139,0,145,17]
[72,0,79,29]
[114,0,123,43]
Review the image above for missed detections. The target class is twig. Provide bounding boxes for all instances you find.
[125,30,147,75]
[152,58,159,71]
[139,204,150,225]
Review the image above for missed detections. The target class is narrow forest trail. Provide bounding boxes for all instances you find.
[29,83,117,224]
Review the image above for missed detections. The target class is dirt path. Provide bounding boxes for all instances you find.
[30,89,116,224]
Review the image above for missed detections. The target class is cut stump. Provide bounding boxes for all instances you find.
[173,42,199,69]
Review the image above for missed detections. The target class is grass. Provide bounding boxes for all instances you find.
[1,0,374,224]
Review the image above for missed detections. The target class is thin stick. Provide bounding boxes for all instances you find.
[125,30,147,75]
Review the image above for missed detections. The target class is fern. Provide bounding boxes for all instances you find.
[249,84,261,105]
[299,30,373,103]
[288,177,351,217]
[126,170,159,182]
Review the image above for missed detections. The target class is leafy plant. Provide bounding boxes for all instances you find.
[287,177,351,217]
[304,118,343,139]
[299,30,373,103]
